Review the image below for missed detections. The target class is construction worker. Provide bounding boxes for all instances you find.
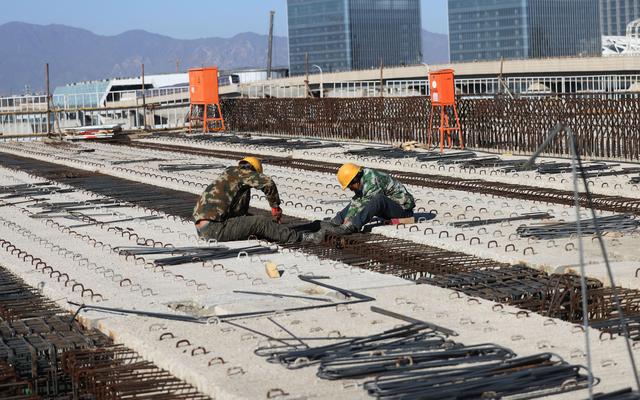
[327,163,415,234]
[193,157,322,243]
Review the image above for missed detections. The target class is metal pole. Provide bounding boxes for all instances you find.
[45,63,51,135]
[141,63,147,130]
[497,57,514,99]
[267,10,275,79]
[569,132,593,400]
[522,122,564,170]
[304,53,310,98]
[379,58,384,97]
[568,127,640,393]
[312,64,323,98]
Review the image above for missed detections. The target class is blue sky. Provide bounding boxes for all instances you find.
[0,0,449,38]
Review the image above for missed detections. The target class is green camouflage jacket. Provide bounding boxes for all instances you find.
[343,168,415,224]
[193,166,280,222]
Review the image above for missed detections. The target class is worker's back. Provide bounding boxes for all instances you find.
[193,166,255,222]
[361,168,415,210]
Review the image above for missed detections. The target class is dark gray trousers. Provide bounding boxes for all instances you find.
[196,215,301,244]
[335,193,414,230]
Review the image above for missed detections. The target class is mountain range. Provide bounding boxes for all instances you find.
[0,21,448,95]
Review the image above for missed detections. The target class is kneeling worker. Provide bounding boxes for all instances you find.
[328,163,415,234]
[193,157,322,243]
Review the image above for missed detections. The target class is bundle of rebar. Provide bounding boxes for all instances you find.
[363,353,588,399]
[417,150,478,163]
[456,156,532,170]
[592,388,640,399]
[116,245,276,266]
[347,147,419,159]
[318,343,513,380]
[450,212,551,228]
[516,214,640,239]
[582,167,640,179]
[158,163,225,172]
[0,183,75,200]
[537,161,612,175]
[264,324,452,369]
[111,157,167,165]
[259,322,588,399]
[62,345,210,400]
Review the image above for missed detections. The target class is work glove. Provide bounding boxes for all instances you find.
[271,206,283,223]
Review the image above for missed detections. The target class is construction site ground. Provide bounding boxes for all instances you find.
[0,132,638,399]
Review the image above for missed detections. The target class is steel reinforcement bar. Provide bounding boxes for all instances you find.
[0,263,210,399]
[1,150,640,339]
[220,96,640,161]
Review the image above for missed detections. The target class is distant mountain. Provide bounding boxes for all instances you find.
[0,22,289,95]
[422,29,449,64]
[0,22,449,95]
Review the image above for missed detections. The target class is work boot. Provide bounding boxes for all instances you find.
[301,230,326,244]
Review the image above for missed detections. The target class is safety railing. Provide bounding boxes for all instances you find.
[237,74,640,98]
[0,86,191,135]
[0,86,190,113]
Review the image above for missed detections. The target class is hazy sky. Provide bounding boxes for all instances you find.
[0,0,449,38]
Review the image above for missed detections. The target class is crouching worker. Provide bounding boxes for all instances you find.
[193,157,323,244]
[328,163,415,235]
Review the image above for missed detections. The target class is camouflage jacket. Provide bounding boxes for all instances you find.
[343,168,415,225]
[193,166,280,222]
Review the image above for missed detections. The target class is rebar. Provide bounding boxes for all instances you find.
[0,264,210,399]
[517,214,640,239]
[220,96,640,161]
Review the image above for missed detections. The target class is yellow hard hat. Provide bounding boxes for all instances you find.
[239,156,263,174]
[337,163,362,190]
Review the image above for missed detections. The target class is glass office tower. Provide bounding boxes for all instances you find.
[448,0,601,62]
[287,0,352,76]
[287,0,422,76]
[600,0,640,36]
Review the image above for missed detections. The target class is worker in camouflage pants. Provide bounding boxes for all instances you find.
[327,163,415,234]
[193,157,322,244]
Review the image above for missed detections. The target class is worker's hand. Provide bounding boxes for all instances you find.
[271,206,283,224]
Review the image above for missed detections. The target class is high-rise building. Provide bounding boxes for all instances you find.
[287,0,422,76]
[448,0,602,62]
[600,0,640,36]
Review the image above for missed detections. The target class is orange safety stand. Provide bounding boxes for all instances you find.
[427,69,463,153]
[188,67,225,133]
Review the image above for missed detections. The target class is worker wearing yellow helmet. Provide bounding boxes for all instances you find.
[193,157,323,243]
[327,163,415,234]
